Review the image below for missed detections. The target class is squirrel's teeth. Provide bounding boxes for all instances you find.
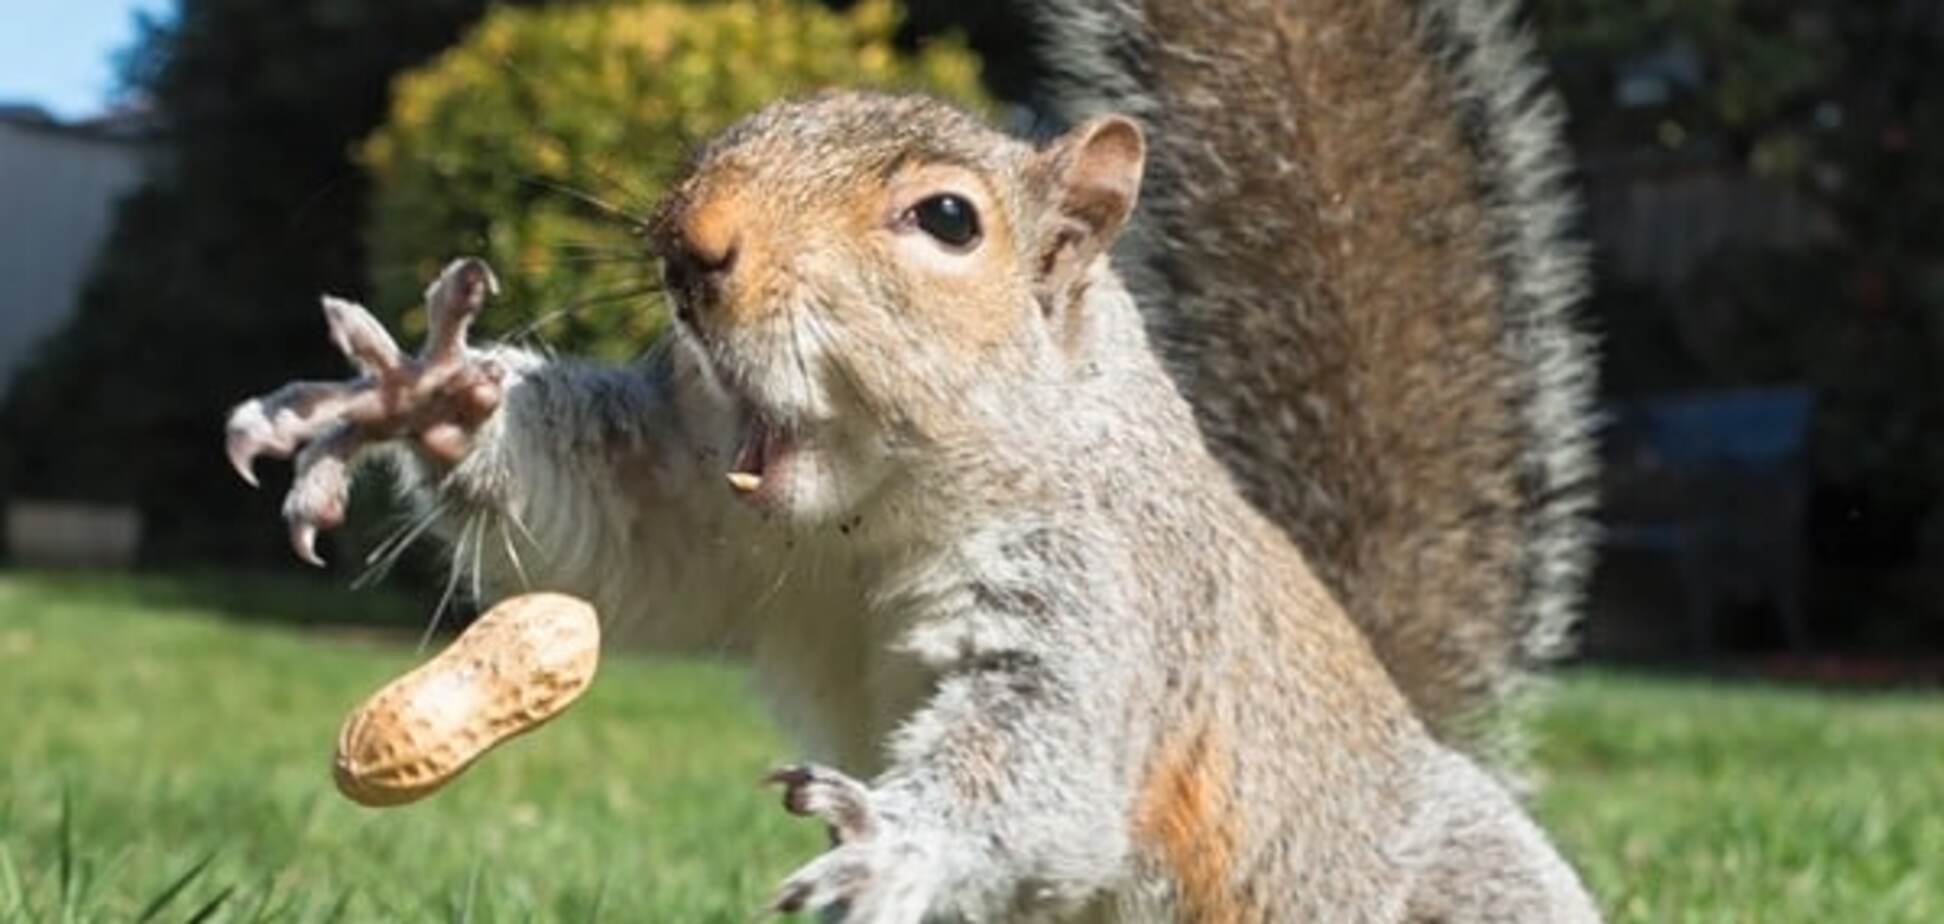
[726,472,763,493]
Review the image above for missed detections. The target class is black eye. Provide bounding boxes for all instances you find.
[909,194,981,248]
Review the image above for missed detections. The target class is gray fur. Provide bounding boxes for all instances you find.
[225,0,1605,917]
[385,268,1599,921]
[1029,0,1599,769]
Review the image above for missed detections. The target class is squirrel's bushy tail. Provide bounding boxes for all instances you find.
[1031,0,1596,769]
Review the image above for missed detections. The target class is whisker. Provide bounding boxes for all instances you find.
[501,502,541,555]
[632,329,674,365]
[471,512,487,607]
[490,53,664,213]
[548,241,642,258]
[523,254,651,269]
[373,500,448,564]
[354,498,451,590]
[499,516,532,590]
[552,238,641,252]
[421,514,482,652]
[520,176,653,233]
[361,506,424,569]
[504,284,664,344]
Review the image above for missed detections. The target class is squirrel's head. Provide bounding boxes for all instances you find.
[653,91,1146,524]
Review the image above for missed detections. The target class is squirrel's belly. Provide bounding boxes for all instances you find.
[743,572,905,776]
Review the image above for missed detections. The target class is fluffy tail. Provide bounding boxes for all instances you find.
[1031,0,1596,767]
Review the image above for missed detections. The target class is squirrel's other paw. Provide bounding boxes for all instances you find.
[766,765,945,923]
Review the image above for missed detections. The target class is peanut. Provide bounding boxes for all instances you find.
[333,592,600,807]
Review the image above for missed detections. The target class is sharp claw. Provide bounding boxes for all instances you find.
[290,520,325,567]
[320,295,403,374]
[424,257,499,365]
[449,256,501,298]
[763,765,813,788]
[227,435,261,488]
[224,400,271,488]
[765,765,823,817]
[427,257,499,314]
[769,882,810,915]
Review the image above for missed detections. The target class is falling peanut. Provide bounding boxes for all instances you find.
[333,592,600,807]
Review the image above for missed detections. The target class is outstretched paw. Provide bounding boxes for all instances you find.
[765,765,944,922]
[223,257,507,565]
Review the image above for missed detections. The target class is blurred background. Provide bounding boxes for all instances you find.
[1,1,1941,920]
[6,0,1943,671]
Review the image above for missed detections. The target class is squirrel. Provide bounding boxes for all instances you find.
[224,0,1599,919]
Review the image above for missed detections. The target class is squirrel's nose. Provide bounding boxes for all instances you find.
[663,234,739,326]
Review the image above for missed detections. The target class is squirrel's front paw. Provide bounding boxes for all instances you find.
[223,257,504,565]
[766,765,944,923]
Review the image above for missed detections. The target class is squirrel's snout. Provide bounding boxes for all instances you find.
[658,181,755,328]
[662,234,739,326]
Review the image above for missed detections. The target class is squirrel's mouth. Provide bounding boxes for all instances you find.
[687,330,820,506]
[725,411,797,500]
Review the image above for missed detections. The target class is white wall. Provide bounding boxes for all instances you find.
[0,120,150,399]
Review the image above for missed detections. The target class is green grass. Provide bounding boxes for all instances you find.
[0,573,818,922]
[1533,674,1944,923]
[2,571,1941,922]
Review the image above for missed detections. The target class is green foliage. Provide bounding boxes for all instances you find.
[362,0,988,361]
[1535,1,1835,143]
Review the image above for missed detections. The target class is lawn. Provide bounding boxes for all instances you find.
[1,571,1939,922]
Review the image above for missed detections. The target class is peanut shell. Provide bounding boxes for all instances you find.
[333,592,600,807]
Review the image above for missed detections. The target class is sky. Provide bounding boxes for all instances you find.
[0,0,173,120]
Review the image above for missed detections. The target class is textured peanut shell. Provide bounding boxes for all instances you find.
[333,592,600,807]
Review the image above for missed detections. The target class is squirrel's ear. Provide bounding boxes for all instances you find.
[1032,115,1145,304]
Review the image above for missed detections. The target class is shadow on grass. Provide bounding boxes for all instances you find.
[2,566,457,634]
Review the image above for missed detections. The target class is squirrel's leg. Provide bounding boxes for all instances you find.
[1401,753,1602,922]
[765,549,1137,921]
[224,258,744,640]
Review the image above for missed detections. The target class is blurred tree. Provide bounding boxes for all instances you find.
[0,0,540,566]
[361,0,986,360]
[1536,1,1943,396]
[1539,1,1944,645]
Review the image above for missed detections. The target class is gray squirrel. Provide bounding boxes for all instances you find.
[225,0,1600,919]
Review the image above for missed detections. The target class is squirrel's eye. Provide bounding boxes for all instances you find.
[909,194,981,249]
